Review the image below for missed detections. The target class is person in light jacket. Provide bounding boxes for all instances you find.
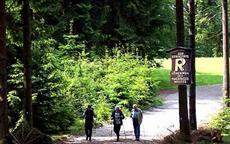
[130,104,143,141]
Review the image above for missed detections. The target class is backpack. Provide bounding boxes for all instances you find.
[85,109,94,121]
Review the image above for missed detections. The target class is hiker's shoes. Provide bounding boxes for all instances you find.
[86,136,92,141]
[116,135,120,141]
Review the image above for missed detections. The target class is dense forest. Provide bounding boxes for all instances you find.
[0,0,228,141]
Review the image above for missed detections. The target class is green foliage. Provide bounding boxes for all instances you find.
[22,0,175,59]
[209,107,230,134]
[93,96,111,124]
[7,39,77,133]
[101,54,160,108]
[223,133,230,143]
[32,46,76,133]
[68,118,85,135]
[5,0,226,136]
[7,61,24,127]
[195,0,222,57]
[48,40,161,127]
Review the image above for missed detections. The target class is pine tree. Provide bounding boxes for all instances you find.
[188,0,197,130]
[0,0,9,141]
[222,0,230,107]
[22,0,33,125]
[176,0,191,141]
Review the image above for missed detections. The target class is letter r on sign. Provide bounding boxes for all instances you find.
[175,58,186,71]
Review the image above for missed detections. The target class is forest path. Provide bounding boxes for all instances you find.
[66,84,223,144]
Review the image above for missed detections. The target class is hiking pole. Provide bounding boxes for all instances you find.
[123,124,127,139]
[110,120,113,137]
[92,125,96,141]
[142,123,145,139]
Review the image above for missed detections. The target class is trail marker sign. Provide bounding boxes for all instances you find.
[168,47,192,85]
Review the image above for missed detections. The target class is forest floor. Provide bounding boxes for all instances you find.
[63,84,223,144]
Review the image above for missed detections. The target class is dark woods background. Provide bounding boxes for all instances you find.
[3,0,224,134]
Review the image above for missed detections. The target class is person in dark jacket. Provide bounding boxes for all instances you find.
[84,105,95,141]
[111,106,125,141]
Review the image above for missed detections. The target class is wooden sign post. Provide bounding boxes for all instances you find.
[168,46,192,142]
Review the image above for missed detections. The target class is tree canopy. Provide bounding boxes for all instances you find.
[0,0,227,136]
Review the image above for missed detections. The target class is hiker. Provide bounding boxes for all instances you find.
[84,105,95,141]
[111,106,125,141]
[131,104,143,141]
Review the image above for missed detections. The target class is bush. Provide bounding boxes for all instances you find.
[7,38,161,133]
[52,52,161,128]
[209,107,230,134]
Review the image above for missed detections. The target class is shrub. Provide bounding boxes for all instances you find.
[52,52,161,128]
[209,107,230,134]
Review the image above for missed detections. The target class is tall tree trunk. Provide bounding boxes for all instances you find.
[176,0,191,141]
[222,0,230,107]
[0,0,9,141]
[189,0,197,130]
[22,0,33,125]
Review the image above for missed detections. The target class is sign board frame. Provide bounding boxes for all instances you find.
[167,47,192,85]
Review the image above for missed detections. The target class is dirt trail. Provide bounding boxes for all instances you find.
[66,84,223,143]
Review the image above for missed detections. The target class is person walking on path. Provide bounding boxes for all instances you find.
[84,105,95,141]
[131,104,143,141]
[111,106,125,141]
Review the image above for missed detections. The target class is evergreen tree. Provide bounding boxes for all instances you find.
[222,0,230,107]
[0,0,9,141]
[176,0,191,141]
[188,0,197,130]
[196,0,222,56]
[22,0,33,125]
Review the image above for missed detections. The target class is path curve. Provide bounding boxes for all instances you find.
[68,84,223,143]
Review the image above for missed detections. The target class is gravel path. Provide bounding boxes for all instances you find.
[67,84,223,143]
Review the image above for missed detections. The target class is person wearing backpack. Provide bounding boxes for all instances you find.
[130,104,143,141]
[111,106,125,142]
[84,105,95,141]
